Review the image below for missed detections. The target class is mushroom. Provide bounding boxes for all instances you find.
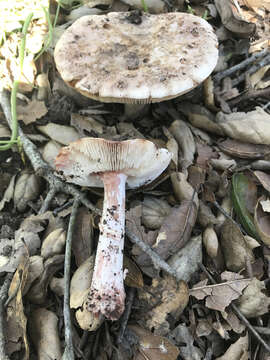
[54,11,218,117]
[55,137,172,320]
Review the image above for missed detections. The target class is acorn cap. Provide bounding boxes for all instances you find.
[54,11,218,104]
[55,137,172,188]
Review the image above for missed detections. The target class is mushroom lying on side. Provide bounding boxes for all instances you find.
[55,137,172,320]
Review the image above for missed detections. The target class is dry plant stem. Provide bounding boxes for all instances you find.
[199,263,270,354]
[39,187,57,214]
[0,89,177,279]
[213,49,269,83]
[117,287,136,345]
[0,273,13,360]
[232,53,270,87]
[88,172,127,320]
[63,198,80,360]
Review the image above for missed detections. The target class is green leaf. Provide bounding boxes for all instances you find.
[231,173,260,240]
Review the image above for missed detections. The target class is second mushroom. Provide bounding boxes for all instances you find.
[55,137,171,320]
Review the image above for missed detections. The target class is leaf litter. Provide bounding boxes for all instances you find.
[0,0,270,359]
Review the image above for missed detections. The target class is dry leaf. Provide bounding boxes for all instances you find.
[72,207,94,266]
[137,200,198,267]
[216,108,270,145]
[255,196,270,246]
[37,123,80,145]
[28,308,62,360]
[215,0,256,37]
[129,325,180,360]
[190,277,251,312]
[220,220,255,271]
[123,256,144,288]
[7,255,30,360]
[17,99,48,125]
[168,324,203,360]
[218,139,270,159]
[168,234,202,282]
[137,275,189,335]
[254,170,270,193]
[142,197,171,230]
[236,278,270,318]
[0,175,16,211]
[216,334,249,360]
[40,228,66,259]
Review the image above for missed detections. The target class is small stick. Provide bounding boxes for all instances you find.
[39,187,56,214]
[213,49,269,83]
[232,53,270,87]
[199,263,270,354]
[0,273,13,360]
[63,198,80,360]
[117,287,136,345]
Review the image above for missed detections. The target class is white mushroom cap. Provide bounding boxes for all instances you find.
[55,137,172,188]
[54,12,218,104]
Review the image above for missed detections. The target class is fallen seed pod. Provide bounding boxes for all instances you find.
[203,226,219,258]
[41,228,66,260]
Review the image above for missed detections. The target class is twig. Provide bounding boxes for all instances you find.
[228,87,270,106]
[117,287,136,345]
[126,229,178,278]
[199,263,270,354]
[39,187,57,214]
[0,88,178,280]
[0,273,13,360]
[232,53,270,87]
[62,198,80,360]
[253,327,270,336]
[213,49,269,83]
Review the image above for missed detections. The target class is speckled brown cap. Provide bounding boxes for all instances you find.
[55,137,172,188]
[54,11,218,104]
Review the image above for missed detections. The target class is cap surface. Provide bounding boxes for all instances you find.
[54,12,218,104]
[55,137,172,188]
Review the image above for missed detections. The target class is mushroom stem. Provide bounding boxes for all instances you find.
[87,172,127,320]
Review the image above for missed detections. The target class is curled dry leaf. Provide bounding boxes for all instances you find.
[7,255,29,359]
[70,255,104,331]
[203,226,219,258]
[137,276,189,335]
[42,140,62,168]
[41,228,66,259]
[216,108,270,145]
[136,198,198,267]
[171,172,199,204]
[13,172,43,212]
[216,334,249,360]
[0,237,27,273]
[0,175,16,211]
[28,308,62,360]
[215,0,256,37]
[142,196,171,230]
[253,170,270,193]
[254,196,270,246]
[180,102,224,135]
[23,255,44,295]
[17,99,48,125]
[168,234,202,282]
[220,220,255,271]
[168,324,203,360]
[218,139,270,159]
[50,277,65,297]
[123,256,144,288]
[72,207,94,266]
[128,325,180,360]
[169,120,196,169]
[26,255,64,304]
[37,123,80,145]
[198,201,218,227]
[236,278,270,318]
[70,255,95,309]
[190,275,251,312]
